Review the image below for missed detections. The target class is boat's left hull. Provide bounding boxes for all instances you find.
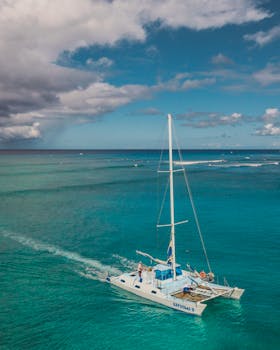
[110,276,207,316]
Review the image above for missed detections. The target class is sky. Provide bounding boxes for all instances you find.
[0,0,280,149]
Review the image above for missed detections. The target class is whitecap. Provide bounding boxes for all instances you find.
[174,159,225,166]
[211,162,279,168]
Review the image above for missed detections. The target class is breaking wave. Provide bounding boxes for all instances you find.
[174,160,225,166]
[174,159,279,168]
[209,161,279,168]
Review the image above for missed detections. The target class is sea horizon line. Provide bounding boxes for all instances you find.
[0,148,279,153]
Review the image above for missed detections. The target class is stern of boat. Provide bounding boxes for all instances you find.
[194,303,207,316]
[222,287,245,300]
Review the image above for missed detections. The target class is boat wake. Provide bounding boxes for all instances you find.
[1,230,121,281]
[112,254,137,269]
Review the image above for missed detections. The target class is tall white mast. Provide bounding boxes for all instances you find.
[168,114,176,280]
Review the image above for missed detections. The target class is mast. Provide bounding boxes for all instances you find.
[168,114,176,280]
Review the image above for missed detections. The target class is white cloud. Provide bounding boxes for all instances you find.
[211,63,280,91]
[256,123,280,136]
[211,53,234,65]
[150,0,269,30]
[263,108,280,121]
[0,0,271,141]
[86,57,114,68]
[181,78,216,90]
[59,82,150,115]
[220,112,241,122]
[244,25,280,46]
[0,122,41,140]
[178,107,280,136]
[255,108,280,136]
[28,75,216,120]
[253,63,280,86]
[0,72,218,142]
[178,111,243,128]
[1,0,268,61]
[156,74,216,92]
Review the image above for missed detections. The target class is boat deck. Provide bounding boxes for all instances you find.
[172,291,207,302]
[172,284,231,302]
[198,284,228,293]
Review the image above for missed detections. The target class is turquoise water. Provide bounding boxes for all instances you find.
[0,150,279,349]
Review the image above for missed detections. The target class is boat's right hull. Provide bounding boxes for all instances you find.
[222,287,245,300]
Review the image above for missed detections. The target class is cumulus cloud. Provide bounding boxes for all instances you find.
[181,78,216,90]
[156,74,216,92]
[0,122,41,141]
[59,82,150,116]
[263,108,280,121]
[86,57,114,68]
[1,0,268,62]
[176,107,280,136]
[34,75,216,120]
[177,111,243,128]
[244,25,280,46]
[0,0,270,142]
[211,53,234,65]
[256,123,280,136]
[253,63,280,86]
[150,0,269,30]
[255,108,280,136]
[210,62,280,92]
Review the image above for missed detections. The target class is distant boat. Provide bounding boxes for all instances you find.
[107,114,244,316]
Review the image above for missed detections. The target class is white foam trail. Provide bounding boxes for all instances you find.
[2,230,121,277]
[112,254,137,269]
[77,270,104,281]
[210,161,279,168]
[231,163,262,167]
[174,160,225,165]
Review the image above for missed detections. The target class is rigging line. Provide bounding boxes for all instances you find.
[156,122,168,247]
[157,123,168,173]
[157,176,170,227]
[173,127,212,273]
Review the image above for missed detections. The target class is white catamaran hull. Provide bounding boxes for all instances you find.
[110,276,207,316]
[109,269,244,316]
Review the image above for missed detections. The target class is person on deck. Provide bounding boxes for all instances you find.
[138,262,143,280]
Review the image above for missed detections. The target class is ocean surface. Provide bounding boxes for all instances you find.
[0,149,279,350]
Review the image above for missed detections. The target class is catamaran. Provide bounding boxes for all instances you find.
[107,114,244,316]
